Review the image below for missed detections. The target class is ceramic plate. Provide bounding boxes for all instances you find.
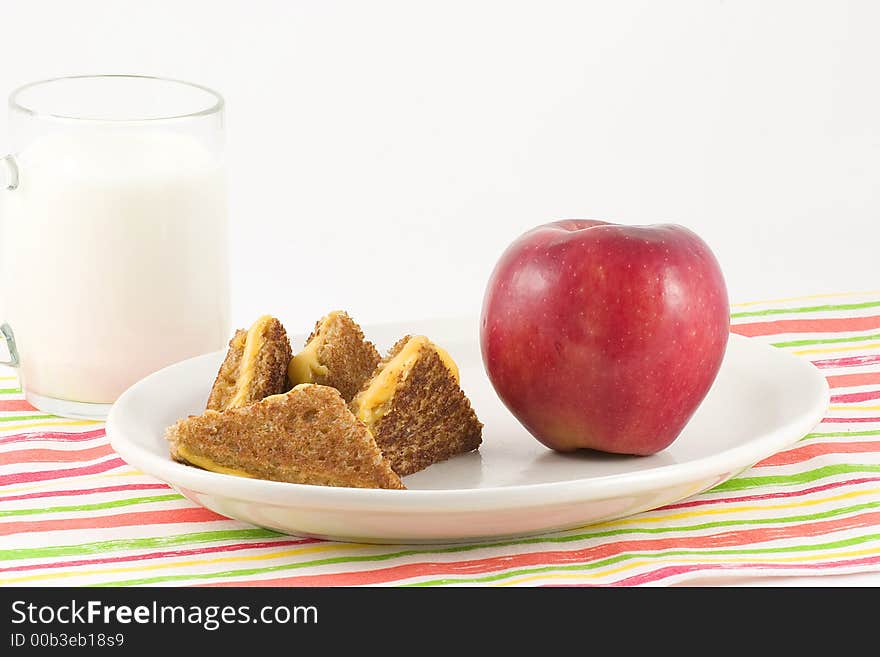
[107,318,829,544]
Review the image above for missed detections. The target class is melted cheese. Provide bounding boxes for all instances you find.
[288,333,328,386]
[228,315,273,409]
[352,336,459,427]
[176,445,255,479]
[288,312,342,387]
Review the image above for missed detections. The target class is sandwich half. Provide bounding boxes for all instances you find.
[350,335,483,476]
[288,310,380,402]
[167,383,405,489]
[206,315,292,411]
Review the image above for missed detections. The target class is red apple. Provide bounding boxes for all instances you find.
[480,220,729,456]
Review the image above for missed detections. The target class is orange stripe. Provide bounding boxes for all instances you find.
[0,401,36,412]
[826,372,880,389]
[0,507,225,537]
[732,314,880,337]
[758,441,880,467]
[2,444,115,463]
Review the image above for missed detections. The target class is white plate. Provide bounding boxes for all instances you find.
[107,318,829,544]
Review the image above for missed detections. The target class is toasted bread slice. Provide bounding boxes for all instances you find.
[167,384,405,489]
[206,315,292,411]
[288,310,380,402]
[350,335,483,476]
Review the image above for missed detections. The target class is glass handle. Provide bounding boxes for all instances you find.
[1,155,19,366]
[1,323,18,368]
[1,154,18,191]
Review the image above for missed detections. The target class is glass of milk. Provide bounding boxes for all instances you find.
[0,75,230,419]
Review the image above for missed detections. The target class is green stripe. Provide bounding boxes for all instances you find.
[0,414,56,422]
[87,500,880,586]
[0,529,280,562]
[730,299,880,319]
[803,429,880,439]
[713,464,880,492]
[772,332,880,348]
[0,494,182,518]
[405,532,880,586]
[0,388,23,395]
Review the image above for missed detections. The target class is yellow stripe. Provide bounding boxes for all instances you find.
[730,290,880,308]
[593,486,878,527]
[495,544,880,586]
[0,470,144,495]
[792,342,880,356]
[0,420,101,433]
[0,376,17,381]
[0,541,358,585]
[829,405,880,412]
[103,469,144,478]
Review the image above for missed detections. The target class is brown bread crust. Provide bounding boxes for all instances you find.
[167,385,404,489]
[307,311,380,402]
[206,317,292,411]
[206,329,247,410]
[356,336,483,476]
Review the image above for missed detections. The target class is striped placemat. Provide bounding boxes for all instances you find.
[2,290,880,587]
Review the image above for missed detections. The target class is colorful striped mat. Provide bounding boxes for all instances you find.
[2,290,880,587]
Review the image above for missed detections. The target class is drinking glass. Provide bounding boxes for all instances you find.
[0,75,230,419]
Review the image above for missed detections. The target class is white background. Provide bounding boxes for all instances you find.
[1,0,878,331]
[0,0,878,586]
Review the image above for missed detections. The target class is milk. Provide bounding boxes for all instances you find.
[2,130,230,403]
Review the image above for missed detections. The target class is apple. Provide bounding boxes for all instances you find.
[480,220,729,456]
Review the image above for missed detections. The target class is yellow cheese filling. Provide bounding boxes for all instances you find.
[175,444,255,479]
[288,333,328,386]
[351,335,459,427]
[288,313,341,387]
[228,314,273,409]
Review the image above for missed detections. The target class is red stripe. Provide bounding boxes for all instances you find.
[821,416,880,424]
[197,509,880,587]
[812,354,880,369]
[830,389,880,404]
[755,441,880,467]
[0,483,171,502]
[732,315,880,338]
[0,507,225,537]
[826,373,880,389]
[0,400,36,412]
[663,476,880,510]
[0,538,317,574]
[0,429,106,446]
[609,554,880,586]
[2,444,115,464]
[0,457,126,487]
